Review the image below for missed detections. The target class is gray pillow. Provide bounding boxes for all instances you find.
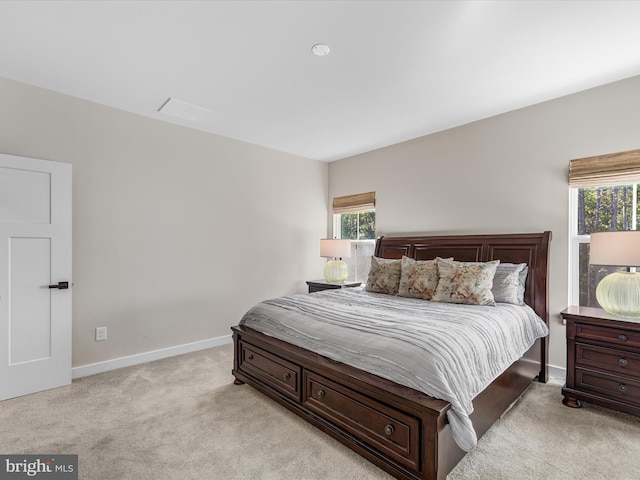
[492,263,528,305]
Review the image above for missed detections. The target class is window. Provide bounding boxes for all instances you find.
[570,185,638,306]
[569,149,640,307]
[332,192,375,282]
[338,210,376,241]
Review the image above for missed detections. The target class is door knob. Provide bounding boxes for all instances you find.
[48,281,69,290]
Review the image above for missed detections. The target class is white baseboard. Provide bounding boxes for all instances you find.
[548,363,566,382]
[72,335,232,379]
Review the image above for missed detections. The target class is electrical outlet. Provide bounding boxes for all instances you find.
[95,326,107,341]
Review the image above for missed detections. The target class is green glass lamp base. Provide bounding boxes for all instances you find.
[596,271,640,318]
[323,259,348,284]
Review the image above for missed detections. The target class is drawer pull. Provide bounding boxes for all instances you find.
[384,424,395,436]
[619,334,628,342]
[247,354,254,360]
[316,390,326,399]
[619,384,628,392]
[619,358,628,366]
[283,373,291,381]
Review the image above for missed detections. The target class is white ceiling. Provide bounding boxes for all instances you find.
[2,1,640,162]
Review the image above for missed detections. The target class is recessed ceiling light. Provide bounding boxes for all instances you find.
[157,97,210,122]
[311,44,330,56]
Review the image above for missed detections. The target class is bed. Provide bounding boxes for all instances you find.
[231,231,551,480]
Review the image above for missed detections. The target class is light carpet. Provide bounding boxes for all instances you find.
[1,344,639,479]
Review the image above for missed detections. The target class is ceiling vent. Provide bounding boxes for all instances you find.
[157,98,210,122]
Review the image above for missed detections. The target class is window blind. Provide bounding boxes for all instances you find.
[569,148,640,188]
[332,191,375,214]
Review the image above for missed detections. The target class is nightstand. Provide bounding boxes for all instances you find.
[561,306,640,417]
[306,279,362,293]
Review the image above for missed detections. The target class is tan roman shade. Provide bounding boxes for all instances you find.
[332,191,375,214]
[569,148,640,188]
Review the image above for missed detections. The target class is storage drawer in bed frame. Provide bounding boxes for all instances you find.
[238,341,301,401]
[304,370,420,470]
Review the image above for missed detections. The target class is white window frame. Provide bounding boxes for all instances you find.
[332,213,340,240]
[332,211,376,283]
[568,188,587,306]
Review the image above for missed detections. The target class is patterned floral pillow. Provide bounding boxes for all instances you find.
[432,258,500,306]
[365,257,402,295]
[397,256,451,300]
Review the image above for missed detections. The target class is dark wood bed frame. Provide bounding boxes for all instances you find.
[232,231,551,480]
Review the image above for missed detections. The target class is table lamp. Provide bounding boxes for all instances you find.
[320,239,351,284]
[590,231,640,317]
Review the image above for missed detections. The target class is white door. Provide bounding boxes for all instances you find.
[0,153,72,400]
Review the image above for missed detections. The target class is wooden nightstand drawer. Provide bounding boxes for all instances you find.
[239,342,301,401]
[562,306,640,416]
[575,323,640,349]
[576,367,640,406]
[303,371,420,470]
[576,343,640,379]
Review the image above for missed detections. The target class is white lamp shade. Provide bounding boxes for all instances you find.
[590,231,640,266]
[320,239,351,259]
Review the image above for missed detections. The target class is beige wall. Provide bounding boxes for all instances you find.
[329,74,640,372]
[0,77,328,367]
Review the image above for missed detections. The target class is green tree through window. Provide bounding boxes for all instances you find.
[340,211,375,240]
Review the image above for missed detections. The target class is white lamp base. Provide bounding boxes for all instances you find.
[323,259,348,284]
[596,271,640,318]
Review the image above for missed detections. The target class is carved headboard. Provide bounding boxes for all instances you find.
[374,231,552,324]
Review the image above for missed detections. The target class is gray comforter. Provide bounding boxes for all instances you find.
[240,288,549,451]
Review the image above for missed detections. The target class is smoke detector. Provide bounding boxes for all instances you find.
[311,44,330,56]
